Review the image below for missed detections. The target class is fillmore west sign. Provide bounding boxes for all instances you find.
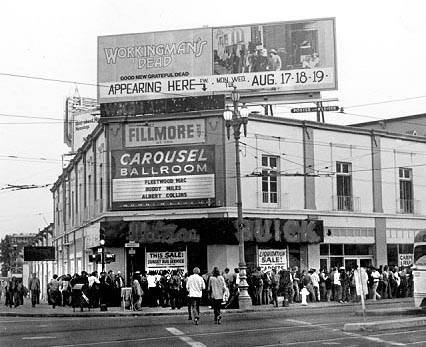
[236,219,323,244]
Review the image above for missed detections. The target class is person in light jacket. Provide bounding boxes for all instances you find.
[186,267,205,325]
[208,267,226,324]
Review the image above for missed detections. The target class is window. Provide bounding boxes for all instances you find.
[399,168,413,213]
[261,155,278,204]
[336,162,353,211]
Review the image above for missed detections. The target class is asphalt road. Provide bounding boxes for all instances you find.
[1,304,425,346]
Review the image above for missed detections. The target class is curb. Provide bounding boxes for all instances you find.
[344,317,426,332]
[354,308,424,317]
[0,298,413,318]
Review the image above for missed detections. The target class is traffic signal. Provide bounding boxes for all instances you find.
[105,253,116,264]
[99,227,106,244]
[89,254,101,262]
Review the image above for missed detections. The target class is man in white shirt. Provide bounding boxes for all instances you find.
[371,267,382,300]
[186,267,205,325]
[333,267,342,303]
[310,269,320,302]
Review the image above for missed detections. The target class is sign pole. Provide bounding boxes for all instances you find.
[358,268,366,322]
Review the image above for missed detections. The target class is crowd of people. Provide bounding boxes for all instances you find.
[0,264,413,316]
[246,265,414,306]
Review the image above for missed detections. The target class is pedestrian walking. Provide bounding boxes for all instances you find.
[208,267,226,324]
[169,270,182,310]
[186,267,205,325]
[132,273,143,311]
[28,273,40,307]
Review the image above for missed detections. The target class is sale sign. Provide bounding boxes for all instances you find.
[258,249,288,271]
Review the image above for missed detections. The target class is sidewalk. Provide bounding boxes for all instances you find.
[0,297,414,318]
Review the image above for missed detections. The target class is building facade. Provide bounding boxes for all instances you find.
[50,110,426,283]
[0,233,36,277]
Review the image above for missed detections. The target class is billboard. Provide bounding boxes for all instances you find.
[111,144,215,209]
[98,18,336,102]
[24,246,56,261]
[64,97,99,152]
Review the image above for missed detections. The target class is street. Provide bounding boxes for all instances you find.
[1,301,425,346]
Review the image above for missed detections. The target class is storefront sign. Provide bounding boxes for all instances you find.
[98,18,336,102]
[129,221,200,244]
[237,219,324,244]
[258,249,287,271]
[145,251,187,273]
[125,119,205,147]
[111,144,215,209]
[399,253,414,267]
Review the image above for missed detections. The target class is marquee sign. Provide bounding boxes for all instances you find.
[125,119,206,147]
[111,144,215,209]
[98,18,337,102]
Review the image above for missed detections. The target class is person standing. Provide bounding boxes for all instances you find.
[186,267,205,325]
[268,49,282,71]
[333,267,342,303]
[115,271,125,307]
[251,267,264,305]
[371,267,382,300]
[208,267,226,324]
[48,275,61,309]
[88,272,100,308]
[310,269,320,302]
[279,268,293,307]
[28,273,40,308]
[270,268,280,307]
[291,267,301,303]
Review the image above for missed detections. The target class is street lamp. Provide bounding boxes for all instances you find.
[99,239,105,272]
[223,87,252,310]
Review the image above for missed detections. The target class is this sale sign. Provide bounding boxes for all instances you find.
[145,251,187,273]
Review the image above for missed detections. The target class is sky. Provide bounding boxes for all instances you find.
[0,0,426,239]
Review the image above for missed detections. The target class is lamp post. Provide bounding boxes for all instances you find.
[100,239,105,272]
[223,87,252,309]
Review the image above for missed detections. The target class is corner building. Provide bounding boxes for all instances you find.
[51,103,426,282]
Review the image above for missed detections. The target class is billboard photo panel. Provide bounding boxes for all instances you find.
[98,18,337,102]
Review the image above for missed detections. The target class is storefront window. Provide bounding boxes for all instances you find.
[320,243,329,255]
[399,244,413,254]
[387,244,398,267]
[344,244,373,255]
[320,243,373,270]
[330,244,343,255]
[320,258,328,271]
[330,257,343,269]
